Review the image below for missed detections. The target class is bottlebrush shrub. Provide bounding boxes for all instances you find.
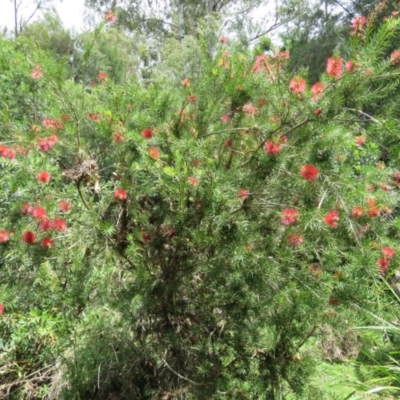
[1,14,400,400]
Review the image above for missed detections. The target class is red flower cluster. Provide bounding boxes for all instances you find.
[53,218,67,231]
[23,231,36,244]
[265,141,281,155]
[352,206,363,218]
[42,118,63,130]
[300,165,319,181]
[98,71,107,80]
[311,82,326,101]
[188,177,198,187]
[114,189,128,201]
[181,78,190,87]
[31,65,43,80]
[37,171,51,183]
[351,16,367,36]
[355,136,366,146]
[33,206,47,220]
[376,248,395,276]
[243,103,257,118]
[112,130,125,144]
[0,304,4,315]
[326,56,343,79]
[367,198,380,217]
[87,113,101,122]
[346,60,356,72]
[0,144,16,160]
[281,208,299,225]
[42,237,55,249]
[323,210,339,228]
[288,233,304,246]
[59,200,72,212]
[0,230,9,243]
[289,76,306,95]
[37,134,58,152]
[148,147,160,159]
[105,10,117,23]
[141,128,153,139]
[238,188,250,201]
[390,50,400,65]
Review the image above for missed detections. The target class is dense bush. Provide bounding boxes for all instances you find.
[1,10,400,399]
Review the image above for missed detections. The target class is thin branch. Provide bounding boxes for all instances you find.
[162,358,198,385]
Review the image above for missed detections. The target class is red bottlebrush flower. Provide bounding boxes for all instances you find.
[0,146,16,160]
[390,50,400,65]
[382,247,395,260]
[33,207,47,221]
[181,78,190,87]
[300,165,319,181]
[238,189,250,201]
[21,202,33,214]
[380,183,390,191]
[39,219,53,231]
[105,10,117,23]
[0,304,3,315]
[141,232,151,243]
[219,36,228,44]
[37,134,59,152]
[97,71,107,80]
[112,130,125,144]
[326,56,343,79]
[265,141,281,155]
[311,82,326,100]
[53,218,67,232]
[314,108,322,116]
[187,94,197,104]
[41,237,55,249]
[328,298,341,306]
[220,114,231,123]
[323,210,339,228]
[280,136,288,143]
[141,128,153,139]
[355,136,366,146]
[394,171,400,185]
[148,147,160,159]
[42,118,63,130]
[351,16,367,29]
[0,230,9,243]
[187,177,198,187]
[114,189,127,201]
[367,197,380,217]
[59,200,72,212]
[274,51,290,60]
[31,65,43,80]
[37,171,51,183]
[87,113,100,122]
[243,103,257,118]
[224,139,233,147]
[252,54,270,73]
[288,233,304,246]
[281,208,299,225]
[289,76,306,95]
[346,60,356,72]
[351,16,367,36]
[23,231,36,244]
[376,258,390,276]
[352,206,363,218]
[191,160,200,167]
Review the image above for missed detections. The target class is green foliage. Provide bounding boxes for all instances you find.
[1,9,400,399]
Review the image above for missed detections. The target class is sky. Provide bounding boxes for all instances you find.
[0,0,85,32]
